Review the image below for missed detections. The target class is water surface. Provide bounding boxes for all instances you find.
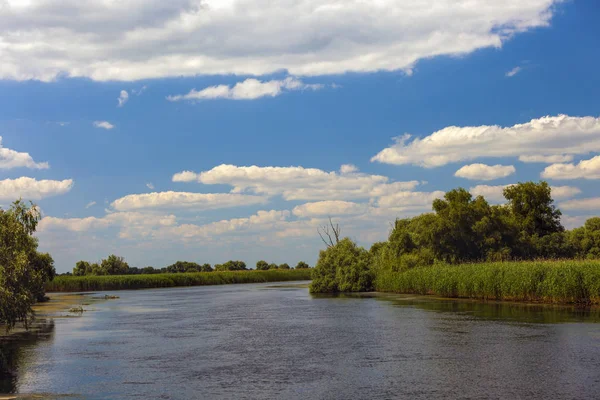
[2,282,600,399]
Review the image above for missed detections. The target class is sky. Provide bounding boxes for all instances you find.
[1,0,600,272]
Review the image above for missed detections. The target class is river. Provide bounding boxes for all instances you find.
[2,282,600,399]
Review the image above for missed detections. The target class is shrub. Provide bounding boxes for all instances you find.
[310,238,373,293]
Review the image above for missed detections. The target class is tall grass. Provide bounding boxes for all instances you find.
[374,260,600,304]
[46,269,312,292]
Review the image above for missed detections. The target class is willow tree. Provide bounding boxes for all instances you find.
[0,200,56,330]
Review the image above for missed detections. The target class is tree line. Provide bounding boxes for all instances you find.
[311,181,600,293]
[70,258,311,276]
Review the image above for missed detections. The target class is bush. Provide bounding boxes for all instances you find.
[310,238,373,293]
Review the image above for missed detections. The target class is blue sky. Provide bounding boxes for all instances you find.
[1,0,599,272]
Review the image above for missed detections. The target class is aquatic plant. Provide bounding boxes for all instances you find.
[374,260,600,304]
[46,269,312,292]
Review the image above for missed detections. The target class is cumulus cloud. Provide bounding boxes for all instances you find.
[505,66,522,77]
[117,90,129,107]
[376,191,445,210]
[0,137,49,169]
[168,210,292,239]
[0,177,73,200]
[560,198,600,211]
[340,164,358,174]
[541,155,600,180]
[455,163,516,181]
[93,121,115,130]
[167,77,324,101]
[85,201,96,209]
[470,184,581,203]
[0,0,558,81]
[39,211,177,238]
[110,191,268,212]
[372,115,600,168]
[519,154,574,163]
[173,164,420,201]
[292,201,367,218]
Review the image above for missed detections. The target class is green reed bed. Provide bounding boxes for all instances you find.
[375,260,600,304]
[46,269,312,292]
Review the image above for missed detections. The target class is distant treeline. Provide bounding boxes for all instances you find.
[310,181,600,302]
[68,257,311,276]
[46,269,312,292]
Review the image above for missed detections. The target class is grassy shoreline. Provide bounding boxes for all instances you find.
[46,269,312,292]
[374,260,600,305]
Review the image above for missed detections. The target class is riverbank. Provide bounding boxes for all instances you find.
[374,260,600,304]
[46,269,313,292]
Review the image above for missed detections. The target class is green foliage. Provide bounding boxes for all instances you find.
[256,260,269,270]
[374,260,600,304]
[295,261,310,269]
[0,200,56,330]
[214,260,247,271]
[268,263,278,270]
[46,269,312,292]
[166,261,201,273]
[504,181,563,237]
[310,238,373,293]
[101,254,129,275]
[278,263,290,270]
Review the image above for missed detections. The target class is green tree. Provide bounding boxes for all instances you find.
[214,260,247,271]
[268,263,278,270]
[256,260,269,270]
[166,261,201,273]
[278,263,290,270]
[295,261,310,269]
[310,238,373,293]
[0,200,56,329]
[73,260,91,276]
[101,255,129,275]
[199,263,213,272]
[503,181,563,237]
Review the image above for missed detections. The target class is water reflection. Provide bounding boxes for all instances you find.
[381,295,600,324]
[0,319,55,394]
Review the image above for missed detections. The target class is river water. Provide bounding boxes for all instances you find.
[2,282,600,399]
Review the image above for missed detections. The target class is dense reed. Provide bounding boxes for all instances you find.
[374,260,600,304]
[46,269,312,292]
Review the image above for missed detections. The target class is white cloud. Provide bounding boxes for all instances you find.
[167,77,324,101]
[292,201,367,218]
[0,1,558,81]
[377,191,445,210]
[550,186,582,200]
[146,183,155,190]
[0,177,73,201]
[560,198,600,212]
[561,215,595,229]
[39,211,177,237]
[174,164,420,201]
[519,154,573,163]
[340,164,358,174]
[168,210,291,239]
[117,90,129,107]
[541,155,600,180]
[93,121,115,130]
[132,85,147,95]
[372,115,600,168]
[455,163,516,181]
[0,137,49,169]
[470,184,581,203]
[505,66,522,77]
[85,201,96,209]
[110,191,268,212]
